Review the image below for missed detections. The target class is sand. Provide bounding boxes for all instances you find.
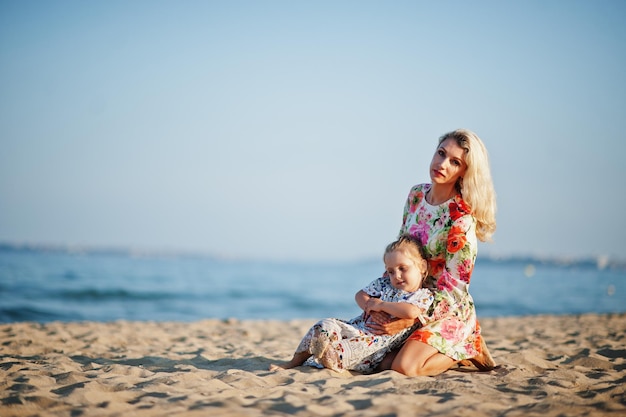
[1,313,625,417]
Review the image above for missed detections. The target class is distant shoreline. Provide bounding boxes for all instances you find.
[1,241,624,270]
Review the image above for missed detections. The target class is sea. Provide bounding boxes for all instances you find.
[1,244,624,323]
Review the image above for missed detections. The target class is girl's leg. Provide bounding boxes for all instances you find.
[391,339,455,377]
[269,318,344,371]
[311,319,347,372]
[269,323,319,371]
[269,351,311,371]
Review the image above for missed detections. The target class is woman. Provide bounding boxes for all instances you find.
[368,128,497,376]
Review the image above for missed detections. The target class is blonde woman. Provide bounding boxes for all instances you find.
[368,129,497,376]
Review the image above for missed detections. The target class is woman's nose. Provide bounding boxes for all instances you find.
[434,159,446,170]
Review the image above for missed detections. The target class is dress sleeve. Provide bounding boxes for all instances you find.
[399,191,412,235]
[361,277,387,297]
[405,288,434,310]
[438,214,478,291]
[404,288,435,325]
[399,184,425,237]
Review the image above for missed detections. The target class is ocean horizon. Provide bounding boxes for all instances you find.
[1,242,624,323]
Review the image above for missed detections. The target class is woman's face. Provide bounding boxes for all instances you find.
[429,138,467,186]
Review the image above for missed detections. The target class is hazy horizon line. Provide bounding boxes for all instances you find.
[1,240,623,270]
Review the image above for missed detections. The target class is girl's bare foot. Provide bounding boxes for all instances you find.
[268,351,311,371]
[268,362,290,371]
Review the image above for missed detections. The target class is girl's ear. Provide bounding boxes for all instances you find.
[419,258,428,278]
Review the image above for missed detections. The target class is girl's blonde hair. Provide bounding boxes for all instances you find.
[439,129,497,242]
[384,234,428,279]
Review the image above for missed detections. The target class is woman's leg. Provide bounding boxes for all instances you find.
[391,339,455,377]
[375,348,399,372]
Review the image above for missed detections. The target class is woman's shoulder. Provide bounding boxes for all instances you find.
[409,183,430,193]
[406,183,430,200]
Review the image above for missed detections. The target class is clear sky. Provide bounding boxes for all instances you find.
[1,1,625,262]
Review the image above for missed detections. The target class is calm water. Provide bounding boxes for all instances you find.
[1,246,624,323]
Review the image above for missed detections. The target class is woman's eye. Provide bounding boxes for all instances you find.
[452,160,461,166]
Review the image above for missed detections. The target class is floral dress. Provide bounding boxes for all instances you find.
[399,183,483,361]
[299,276,433,373]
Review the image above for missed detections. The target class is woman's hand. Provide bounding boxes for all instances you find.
[366,311,417,336]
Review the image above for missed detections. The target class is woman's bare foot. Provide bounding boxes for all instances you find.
[468,337,496,371]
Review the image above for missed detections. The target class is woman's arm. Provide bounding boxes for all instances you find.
[439,214,478,291]
[366,311,418,335]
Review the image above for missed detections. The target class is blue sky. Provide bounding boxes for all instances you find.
[1,1,625,262]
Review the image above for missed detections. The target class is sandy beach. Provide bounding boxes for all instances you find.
[1,313,625,416]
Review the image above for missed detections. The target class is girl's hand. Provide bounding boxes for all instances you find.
[362,298,382,323]
[364,297,383,314]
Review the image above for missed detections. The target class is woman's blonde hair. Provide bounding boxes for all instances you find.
[439,129,497,242]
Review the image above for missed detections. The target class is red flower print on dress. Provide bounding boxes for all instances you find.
[440,318,465,344]
[473,334,482,355]
[409,191,424,213]
[451,197,471,219]
[457,258,474,283]
[436,269,458,291]
[428,257,446,278]
[449,203,463,221]
[447,225,467,253]
[409,329,433,343]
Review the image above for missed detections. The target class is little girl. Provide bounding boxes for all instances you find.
[269,234,433,373]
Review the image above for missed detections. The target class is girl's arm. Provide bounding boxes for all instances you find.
[365,298,420,319]
[354,289,371,312]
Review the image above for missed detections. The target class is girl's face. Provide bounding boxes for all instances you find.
[384,249,424,293]
[429,138,467,187]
